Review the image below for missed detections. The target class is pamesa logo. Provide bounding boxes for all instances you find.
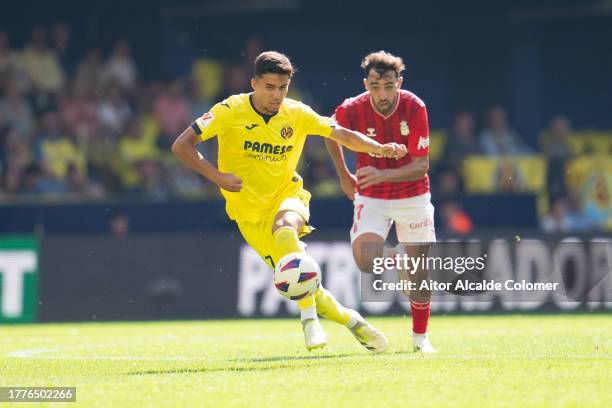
[243,141,294,155]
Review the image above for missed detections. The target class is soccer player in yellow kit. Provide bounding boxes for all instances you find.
[172,51,406,352]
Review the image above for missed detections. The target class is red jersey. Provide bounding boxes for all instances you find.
[334,89,430,199]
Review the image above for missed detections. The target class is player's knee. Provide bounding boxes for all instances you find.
[352,246,374,273]
[352,234,385,273]
[272,212,303,234]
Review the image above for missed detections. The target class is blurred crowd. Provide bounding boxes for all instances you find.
[0,25,609,233]
[0,24,222,202]
[429,108,610,234]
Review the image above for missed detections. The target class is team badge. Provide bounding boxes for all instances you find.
[366,128,377,137]
[281,125,293,140]
[400,120,409,136]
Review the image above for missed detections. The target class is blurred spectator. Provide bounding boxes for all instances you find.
[116,118,161,191]
[443,110,480,171]
[21,26,65,111]
[311,161,341,197]
[480,105,532,155]
[539,115,574,199]
[191,57,223,102]
[165,162,208,197]
[440,201,473,235]
[102,39,137,91]
[154,79,191,148]
[60,80,99,140]
[19,162,66,197]
[540,197,572,233]
[566,191,602,231]
[75,48,104,92]
[97,84,132,137]
[494,161,526,192]
[52,22,76,75]
[108,212,130,237]
[242,37,263,70]
[540,195,601,233]
[434,170,461,200]
[220,64,249,99]
[1,128,33,194]
[0,83,35,136]
[65,163,105,199]
[188,77,212,121]
[35,111,86,180]
[0,32,29,92]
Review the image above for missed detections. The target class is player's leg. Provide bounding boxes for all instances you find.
[237,214,325,351]
[350,196,395,273]
[272,209,356,331]
[272,191,354,327]
[270,208,327,350]
[346,196,396,352]
[274,192,387,352]
[395,196,436,353]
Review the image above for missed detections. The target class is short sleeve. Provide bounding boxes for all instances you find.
[191,101,233,141]
[407,104,430,157]
[301,103,335,137]
[333,102,350,128]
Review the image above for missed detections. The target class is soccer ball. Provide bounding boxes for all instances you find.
[274,252,321,300]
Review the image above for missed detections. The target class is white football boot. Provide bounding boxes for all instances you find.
[347,310,388,353]
[302,318,327,350]
[413,333,436,353]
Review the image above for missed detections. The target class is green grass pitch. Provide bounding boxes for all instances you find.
[1,314,610,407]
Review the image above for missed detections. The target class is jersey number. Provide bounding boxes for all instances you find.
[352,204,365,233]
[264,255,275,269]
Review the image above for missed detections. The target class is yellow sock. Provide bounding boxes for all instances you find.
[315,287,352,325]
[272,226,315,311]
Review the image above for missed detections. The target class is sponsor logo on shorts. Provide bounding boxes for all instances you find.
[409,217,433,230]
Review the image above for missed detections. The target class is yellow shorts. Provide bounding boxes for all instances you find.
[237,188,314,269]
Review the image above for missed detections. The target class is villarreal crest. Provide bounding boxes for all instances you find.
[281,125,294,140]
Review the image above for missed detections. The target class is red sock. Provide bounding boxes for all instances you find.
[410,300,431,334]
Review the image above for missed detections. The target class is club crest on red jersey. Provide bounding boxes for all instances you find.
[366,128,377,137]
[400,120,409,136]
[281,125,293,140]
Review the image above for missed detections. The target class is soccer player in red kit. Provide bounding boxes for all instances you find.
[325,51,436,352]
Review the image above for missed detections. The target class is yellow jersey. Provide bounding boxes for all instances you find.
[191,93,335,222]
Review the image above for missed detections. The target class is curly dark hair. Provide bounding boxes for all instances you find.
[361,51,405,78]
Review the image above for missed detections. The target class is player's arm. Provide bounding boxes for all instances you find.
[357,104,430,189]
[324,136,356,200]
[328,126,406,158]
[302,102,405,160]
[171,127,242,192]
[356,157,429,189]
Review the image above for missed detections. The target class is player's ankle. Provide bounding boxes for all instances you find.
[300,306,317,321]
[345,309,360,328]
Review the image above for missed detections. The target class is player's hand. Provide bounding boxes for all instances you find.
[356,166,387,189]
[339,173,357,200]
[378,143,407,159]
[214,172,243,192]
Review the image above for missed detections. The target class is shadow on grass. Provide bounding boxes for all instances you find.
[127,353,357,376]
